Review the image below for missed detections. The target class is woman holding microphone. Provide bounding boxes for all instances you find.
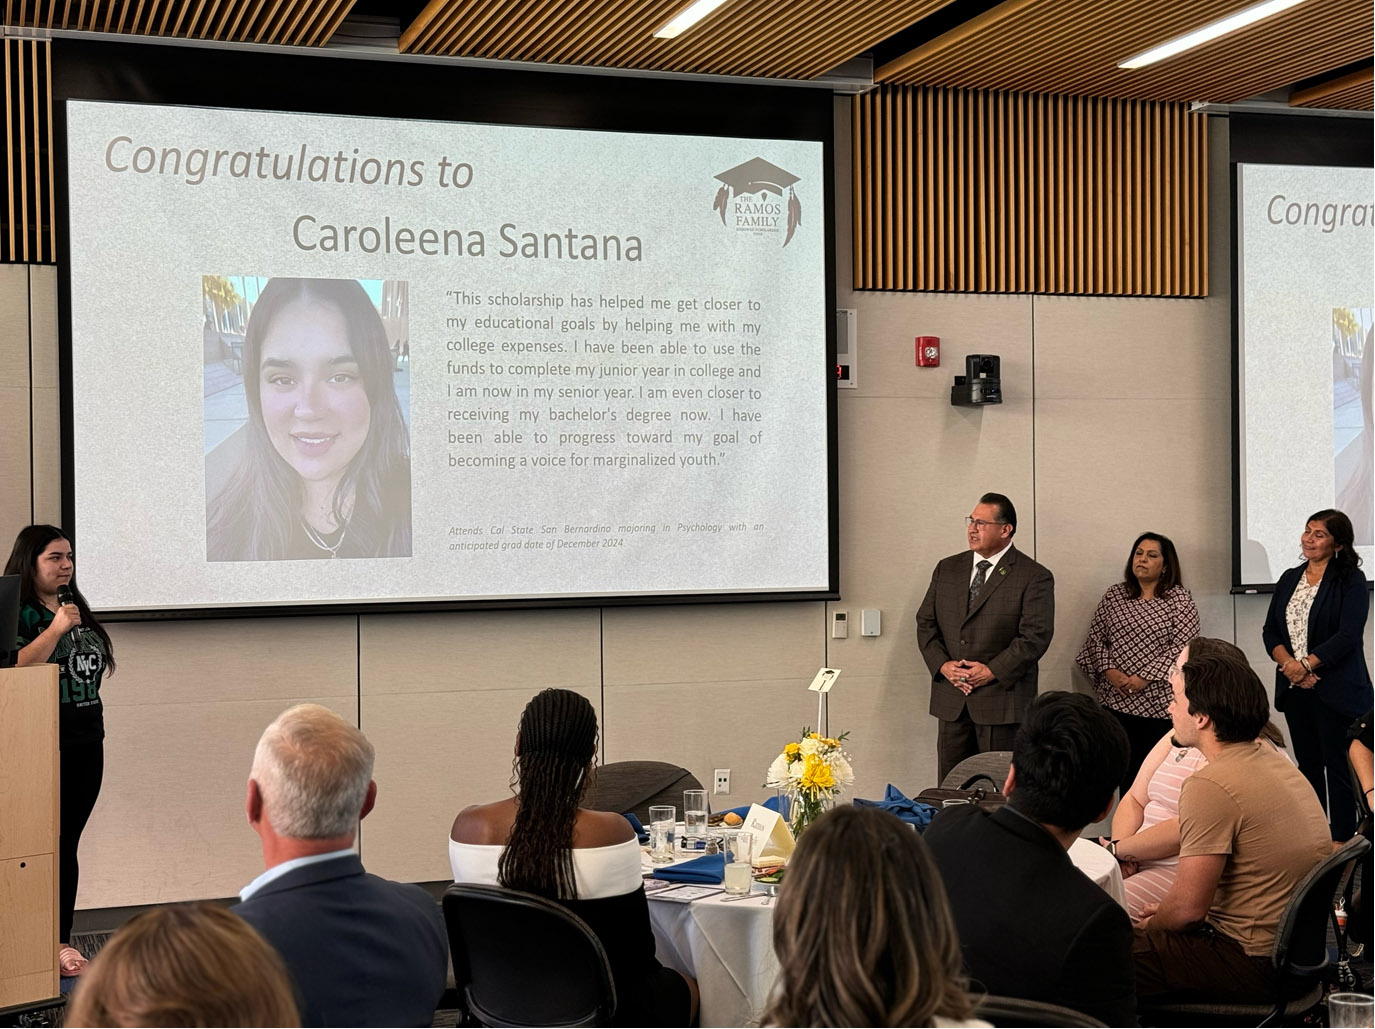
[4,525,115,976]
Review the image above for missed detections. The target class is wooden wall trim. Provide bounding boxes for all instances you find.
[852,85,1209,297]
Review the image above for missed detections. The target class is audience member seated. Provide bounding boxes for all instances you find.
[1133,638,1332,1004]
[64,902,299,1027]
[925,691,1135,1026]
[234,704,448,1027]
[763,805,987,1028]
[449,688,697,1026]
[1108,721,1290,920]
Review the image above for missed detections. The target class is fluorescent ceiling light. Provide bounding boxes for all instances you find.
[654,0,731,39]
[1118,0,1305,69]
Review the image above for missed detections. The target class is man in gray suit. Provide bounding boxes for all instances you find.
[916,493,1055,780]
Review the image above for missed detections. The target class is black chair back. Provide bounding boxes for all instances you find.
[973,994,1107,1027]
[1274,835,1371,977]
[583,761,704,825]
[443,882,617,1027]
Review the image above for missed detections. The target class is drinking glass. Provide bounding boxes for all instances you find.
[723,831,754,895]
[683,789,709,844]
[648,805,676,863]
[1328,993,1374,1028]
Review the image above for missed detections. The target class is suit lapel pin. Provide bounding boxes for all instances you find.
[999,567,1007,576]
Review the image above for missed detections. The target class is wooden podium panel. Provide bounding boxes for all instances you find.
[0,665,59,1007]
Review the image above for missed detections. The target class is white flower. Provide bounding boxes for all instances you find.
[799,737,821,757]
[830,753,855,785]
[765,753,791,787]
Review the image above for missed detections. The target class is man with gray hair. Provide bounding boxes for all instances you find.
[234,704,447,1027]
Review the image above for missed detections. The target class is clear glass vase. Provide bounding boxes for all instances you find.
[785,788,836,838]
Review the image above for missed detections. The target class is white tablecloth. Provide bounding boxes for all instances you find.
[648,890,777,1028]
[1069,835,1128,909]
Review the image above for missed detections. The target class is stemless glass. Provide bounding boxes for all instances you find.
[723,831,754,895]
[683,789,709,845]
[648,805,676,863]
[1328,993,1374,1028]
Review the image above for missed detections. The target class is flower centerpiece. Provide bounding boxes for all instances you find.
[765,728,854,839]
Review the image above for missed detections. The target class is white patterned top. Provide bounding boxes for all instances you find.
[1286,576,1320,659]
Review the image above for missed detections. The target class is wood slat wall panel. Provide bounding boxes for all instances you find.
[853,86,1208,297]
[1,38,52,264]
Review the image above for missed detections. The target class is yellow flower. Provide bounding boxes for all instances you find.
[822,737,839,748]
[783,743,802,761]
[799,754,836,791]
[808,732,821,740]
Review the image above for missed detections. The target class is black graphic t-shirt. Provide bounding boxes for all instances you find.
[17,602,106,745]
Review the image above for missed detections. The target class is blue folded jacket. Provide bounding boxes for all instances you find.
[852,784,937,831]
[655,852,725,884]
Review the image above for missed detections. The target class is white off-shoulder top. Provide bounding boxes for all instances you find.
[448,836,643,900]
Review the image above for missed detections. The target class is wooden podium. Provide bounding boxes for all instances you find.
[0,664,59,1007]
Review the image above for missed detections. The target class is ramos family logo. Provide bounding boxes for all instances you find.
[711,157,803,247]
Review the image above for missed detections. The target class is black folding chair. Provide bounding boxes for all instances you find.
[442,883,616,1027]
[972,994,1106,1026]
[1139,835,1372,1027]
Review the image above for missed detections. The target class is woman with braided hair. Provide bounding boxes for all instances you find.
[449,688,696,1026]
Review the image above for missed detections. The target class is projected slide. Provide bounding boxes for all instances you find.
[66,101,830,611]
[1237,163,1374,585]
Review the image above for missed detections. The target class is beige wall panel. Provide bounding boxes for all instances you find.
[359,608,601,696]
[844,292,1032,400]
[29,388,61,525]
[830,394,1035,679]
[0,387,31,538]
[601,603,824,687]
[79,695,356,907]
[104,616,360,707]
[28,267,58,389]
[1033,296,1227,399]
[0,265,29,390]
[1033,397,1231,677]
[360,685,599,884]
[604,674,940,809]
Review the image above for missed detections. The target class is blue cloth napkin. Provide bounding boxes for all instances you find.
[719,794,784,820]
[852,784,937,831]
[655,852,725,884]
[623,812,648,844]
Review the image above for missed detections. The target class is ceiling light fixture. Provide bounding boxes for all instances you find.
[654,0,732,39]
[1118,0,1306,69]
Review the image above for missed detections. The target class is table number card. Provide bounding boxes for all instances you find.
[743,803,794,864]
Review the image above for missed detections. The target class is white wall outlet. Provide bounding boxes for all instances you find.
[713,768,731,794]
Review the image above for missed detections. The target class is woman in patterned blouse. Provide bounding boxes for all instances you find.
[1076,532,1200,791]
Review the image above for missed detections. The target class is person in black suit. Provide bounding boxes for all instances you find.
[234,704,448,1027]
[916,493,1055,780]
[1262,508,1372,841]
[924,692,1134,1026]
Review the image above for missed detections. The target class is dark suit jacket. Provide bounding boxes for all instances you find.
[924,805,1136,1027]
[1262,562,1371,719]
[916,544,1055,724]
[234,854,448,1028]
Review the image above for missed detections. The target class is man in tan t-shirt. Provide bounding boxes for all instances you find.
[1133,637,1332,1003]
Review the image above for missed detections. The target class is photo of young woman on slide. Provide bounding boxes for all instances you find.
[205,276,412,561]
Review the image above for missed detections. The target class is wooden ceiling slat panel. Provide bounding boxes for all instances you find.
[878,0,1371,107]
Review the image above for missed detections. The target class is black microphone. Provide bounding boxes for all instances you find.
[55,585,89,641]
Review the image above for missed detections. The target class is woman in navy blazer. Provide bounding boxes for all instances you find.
[1263,509,1372,841]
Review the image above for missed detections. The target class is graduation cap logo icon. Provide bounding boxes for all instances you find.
[712,157,803,247]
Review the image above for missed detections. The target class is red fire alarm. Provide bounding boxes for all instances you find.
[916,336,940,367]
